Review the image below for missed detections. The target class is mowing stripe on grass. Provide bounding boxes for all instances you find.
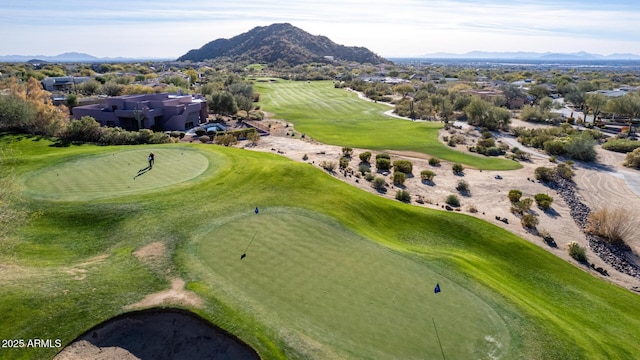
[194,209,509,359]
[255,80,521,171]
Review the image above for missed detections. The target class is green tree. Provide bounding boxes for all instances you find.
[393,83,414,98]
[585,93,608,121]
[528,85,550,104]
[207,91,238,115]
[464,98,511,130]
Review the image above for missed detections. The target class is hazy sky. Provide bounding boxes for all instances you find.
[1,0,639,58]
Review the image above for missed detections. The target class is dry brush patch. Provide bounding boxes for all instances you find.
[586,208,635,248]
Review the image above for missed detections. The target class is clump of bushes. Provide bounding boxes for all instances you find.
[586,208,634,248]
[429,157,441,166]
[456,180,469,193]
[568,241,588,263]
[395,190,411,202]
[302,154,308,161]
[393,172,406,185]
[376,158,391,171]
[393,159,413,174]
[364,173,375,182]
[452,163,464,175]
[359,151,372,163]
[376,153,391,160]
[215,133,238,146]
[624,148,640,169]
[511,198,533,215]
[445,194,460,207]
[373,177,386,191]
[508,189,523,202]
[535,166,555,182]
[199,135,211,143]
[602,138,640,153]
[339,157,350,169]
[319,160,337,172]
[555,163,574,180]
[342,147,353,157]
[534,193,554,210]
[521,214,539,229]
[358,164,370,175]
[420,170,436,182]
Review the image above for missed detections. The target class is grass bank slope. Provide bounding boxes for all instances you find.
[1,135,638,359]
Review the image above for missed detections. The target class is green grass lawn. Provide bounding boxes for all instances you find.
[2,135,639,359]
[255,80,521,171]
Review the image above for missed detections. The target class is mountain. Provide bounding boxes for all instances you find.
[419,51,640,60]
[178,23,390,65]
[0,53,172,63]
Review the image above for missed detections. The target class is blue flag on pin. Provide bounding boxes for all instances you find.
[255,207,259,214]
[434,283,441,294]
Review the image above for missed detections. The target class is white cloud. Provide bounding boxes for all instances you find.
[0,0,639,57]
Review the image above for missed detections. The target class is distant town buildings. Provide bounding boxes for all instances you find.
[41,76,91,92]
[72,93,207,131]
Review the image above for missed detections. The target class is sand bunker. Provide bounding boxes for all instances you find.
[54,309,259,360]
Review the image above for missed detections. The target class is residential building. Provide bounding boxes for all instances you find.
[41,76,91,92]
[72,93,207,131]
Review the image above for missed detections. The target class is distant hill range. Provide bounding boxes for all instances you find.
[178,23,390,65]
[0,52,171,63]
[419,51,640,60]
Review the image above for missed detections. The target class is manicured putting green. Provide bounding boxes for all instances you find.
[196,209,509,359]
[23,148,209,201]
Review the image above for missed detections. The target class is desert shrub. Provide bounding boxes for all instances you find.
[602,138,640,153]
[452,163,464,175]
[451,134,466,144]
[543,139,567,156]
[395,190,411,202]
[373,177,386,191]
[568,241,588,263]
[565,132,597,161]
[393,159,413,174]
[199,135,211,143]
[339,157,350,169]
[393,172,406,185]
[359,151,372,163]
[320,160,337,172]
[376,153,391,160]
[555,163,574,180]
[521,214,539,228]
[342,147,353,157]
[484,147,502,156]
[302,154,308,161]
[456,180,469,193]
[194,127,206,136]
[428,157,441,166]
[586,208,634,247]
[513,149,530,161]
[534,194,554,210]
[535,166,555,182]
[511,198,533,215]
[364,173,375,181]
[169,131,182,138]
[548,156,556,163]
[358,164,370,175]
[247,130,260,145]
[467,204,478,213]
[508,189,523,202]
[623,148,640,169]
[376,158,391,171]
[445,194,460,207]
[420,170,436,181]
[216,133,238,146]
[477,137,496,148]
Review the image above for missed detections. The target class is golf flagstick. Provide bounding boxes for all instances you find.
[241,232,258,260]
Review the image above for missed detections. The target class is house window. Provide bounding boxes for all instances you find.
[185,121,194,129]
[111,105,118,111]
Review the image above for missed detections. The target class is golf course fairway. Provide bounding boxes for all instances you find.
[2,135,640,359]
[193,209,509,359]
